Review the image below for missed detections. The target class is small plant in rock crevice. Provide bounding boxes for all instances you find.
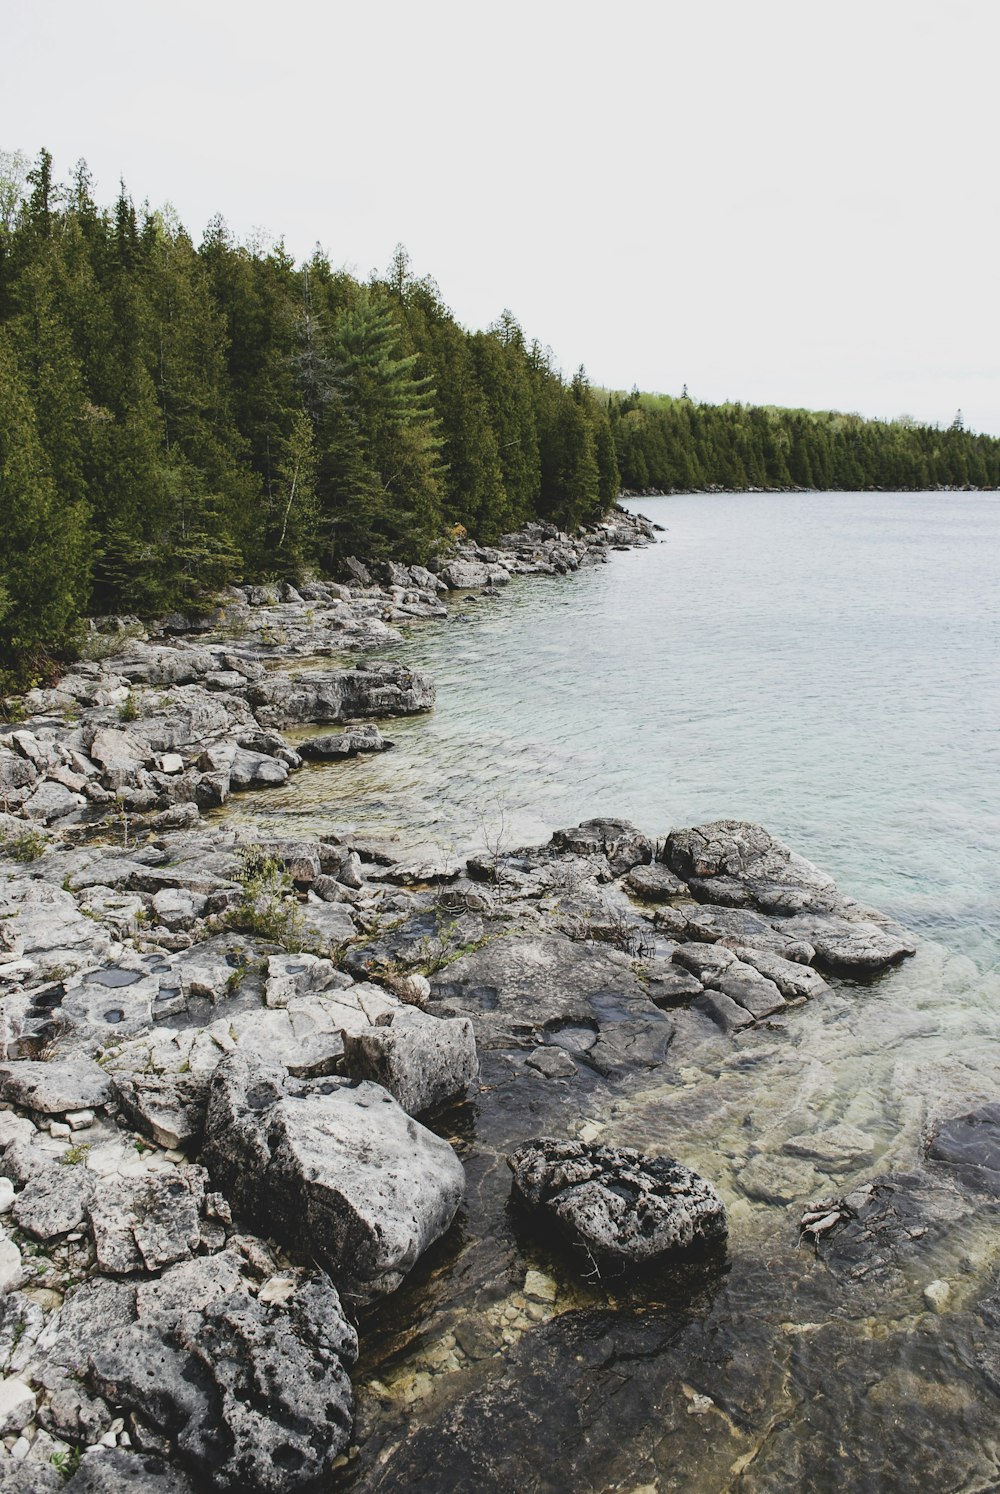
[1,827,47,863]
[225,844,311,952]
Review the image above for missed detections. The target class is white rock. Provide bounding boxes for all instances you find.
[924,1279,951,1313]
[9,1435,29,1461]
[158,753,184,774]
[0,1180,14,1216]
[66,1109,95,1131]
[0,1239,22,1293]
[0,1380,35,1437]
[258,1275,296,1305]
[48,1122,71,1141]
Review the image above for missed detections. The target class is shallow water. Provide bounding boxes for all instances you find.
[227,493,1000,1489]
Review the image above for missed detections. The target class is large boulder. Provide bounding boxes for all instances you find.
[202,1053,465,1303]
[509,1139,727,1268]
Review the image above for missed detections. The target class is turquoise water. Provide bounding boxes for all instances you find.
[241,491,1000,975]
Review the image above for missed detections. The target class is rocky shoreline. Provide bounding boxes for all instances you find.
[0,506,995,1492]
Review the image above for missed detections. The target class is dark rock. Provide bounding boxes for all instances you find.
[202,1052,465,1302]
[624,863,688,901]
[298,724,392,759]
[509,1139,727,1267]
[84,1250,357,1492]
[64,1449,195,1493]
[692,989,756,1034]
[926,1103,1000,1192]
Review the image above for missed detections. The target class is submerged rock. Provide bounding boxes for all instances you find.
[202,1052,465,1302]
[926,1103,1000,1193]
[508,1138,727,1268]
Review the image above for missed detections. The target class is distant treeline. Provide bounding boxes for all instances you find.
[609,390,1000,494]
[1,148,997,682]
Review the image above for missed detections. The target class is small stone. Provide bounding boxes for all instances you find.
[523,1269,557,1304]
[10,1434,29,1461]
[257,1275,296,1305]
[0,1180,14,1215]
[48,1123,71,1141]
[0,1239,21,1293]
[66,1110,95,1131]
[686,1392,714,1416]
[924,1279,951,1313]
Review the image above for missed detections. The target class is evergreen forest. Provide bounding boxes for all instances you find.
[2,148,998,685]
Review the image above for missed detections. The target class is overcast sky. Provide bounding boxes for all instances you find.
[5,0,999,434]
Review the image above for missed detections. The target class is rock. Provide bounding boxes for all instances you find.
[643,962,703,1007]
[624,864,688,901]
[0,1059,112,1116]
[525,1047,578,1079]
[342,1008,479,1116]
[714,967,785,1018]
[247,663,435,729]
[926,1103,1000,1192]
[783,1122,878,1172]
[923,1279,951,1313]
[202,1052,465,1303]
[64,1449,195,1492]
[86,728,151,789]
[508,1139,727,1267]
[81,1250,358,1492]
[664,821,915,973]
[0,1237,22,1293]
[112,1075,209,1152]
[228,749,288,790]
[21,781,85,823]
[728,945,829,1001]
[692,989,756,1034]
[550,819,653,877]
[439,559,491,589]
[7,1156,97,1240]
[88,1168,207,1275]
[150,803,200,831]
[0,1379,35,1436]
[298,725,392,759]
[431,931,672,1078]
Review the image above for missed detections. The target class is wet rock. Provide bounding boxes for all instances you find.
[926,1103,1000,1193]
[692,989,756,1034]
[228,748,288,790]
[783,1122,877,1172]
[83,1250,357,1492]
[624,864,688,901]
[728,944,829,1001]
[431,931,672,1078]
[342,1007,479,1116]
[550,818,653,877]
[202,1052,465,1302]
[0,1059,112,1116]
[674,944,785,1019]
[298,725,392,759]
[525,1047,578,1079]
[508,1139,727,1268]
[643,961,703,1007]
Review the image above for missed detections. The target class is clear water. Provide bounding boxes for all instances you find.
[233,490,1000,975]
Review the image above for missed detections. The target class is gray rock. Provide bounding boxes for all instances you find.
[298,725,392,759]
[926,1103,1000,1192]
[228,748,288,790]
[784,1122,877,1172]
[202,1052,465,1303]
[342,1007,479,1116]
[728,945,829,1001]
[0,1378,35,1435]
[624,863,688,901]
[778,912,916,974]
[525,1047,578,1079]
[21,781,85,823]
[439,559,491,589]
[7,1156,97,1240]
[692,989,756,1034]
[112,1074,208,1151]
[643,961,703,1006]
[89,1168,207,1275]
[0,1059,112,1116]
[247,663,434,729]
[715,968,786,1018]
[86,727,151,789]
[508,1139,727,1267]
[550,818,653,877]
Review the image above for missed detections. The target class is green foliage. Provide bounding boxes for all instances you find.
[228,845,309,950]
[0,827,47,862]
[1,148,998,677]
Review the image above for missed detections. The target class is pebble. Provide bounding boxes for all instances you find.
[66,1109,95,1131]
[48,1122,71,1141]
[9,1437,29,1462]
[924,1279,951,1313]
[523,1269,557,1304]
[0,1180,14,1215]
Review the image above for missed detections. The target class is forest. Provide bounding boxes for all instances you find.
[2,147,998,685]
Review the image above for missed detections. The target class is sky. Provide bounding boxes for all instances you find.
[4,0,999,434]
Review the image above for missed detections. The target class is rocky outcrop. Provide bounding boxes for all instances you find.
[247,662,434,729]
[202,1052,466,1302]
[509,1139,727,1267]
[341,1006,479,1116]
